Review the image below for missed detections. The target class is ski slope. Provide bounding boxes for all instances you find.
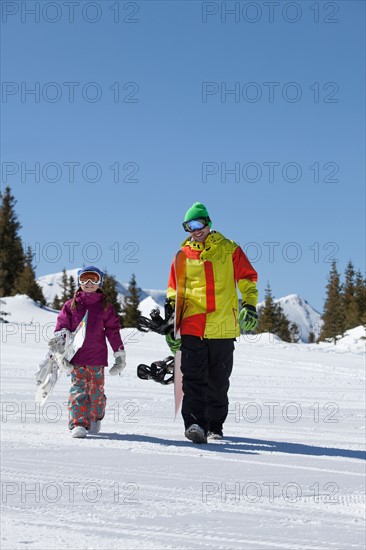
[1,297,365,550]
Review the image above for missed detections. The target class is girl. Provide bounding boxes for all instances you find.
[51,266,126,438]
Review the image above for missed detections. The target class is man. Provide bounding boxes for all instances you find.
[166,202,258,444]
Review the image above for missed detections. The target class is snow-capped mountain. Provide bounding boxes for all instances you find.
[257,294,322,343]
[37,270,322,342]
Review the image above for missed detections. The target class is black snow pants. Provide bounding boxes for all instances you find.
[180,335,235,434]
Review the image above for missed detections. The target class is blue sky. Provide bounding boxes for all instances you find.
[1,0,365,311]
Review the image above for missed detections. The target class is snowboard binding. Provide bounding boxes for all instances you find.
[137,299,174,335]
[137,356,175,385]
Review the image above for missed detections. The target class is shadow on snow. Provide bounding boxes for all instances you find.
[88,433,366,460]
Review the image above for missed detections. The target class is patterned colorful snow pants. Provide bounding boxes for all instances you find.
[68,366,106,430]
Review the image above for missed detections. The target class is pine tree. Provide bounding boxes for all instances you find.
[275,303,291,342]
[60,269,69,303]
[319,261,345,343]
[102,271,123,325]
[57,273,76,305]
[121,273,141,328]
[0,187,25,297]
[289,322,301,343]
[342,261,359,330]
[68,275,76,298]
[52,294,62,310]
[256,283,277,333]
[12,246,46,304]
[256,283,292,342]
[354,270,366,326]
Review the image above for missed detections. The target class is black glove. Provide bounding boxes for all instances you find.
[137,298,175,335]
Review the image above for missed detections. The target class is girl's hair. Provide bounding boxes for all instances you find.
[70,287,109,310]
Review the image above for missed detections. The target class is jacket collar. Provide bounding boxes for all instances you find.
[181,230,225,251]
[75,290,104,304]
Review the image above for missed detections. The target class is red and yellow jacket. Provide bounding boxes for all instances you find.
[167,231,258,339]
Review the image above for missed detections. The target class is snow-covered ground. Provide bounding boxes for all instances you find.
[1,297,365,549]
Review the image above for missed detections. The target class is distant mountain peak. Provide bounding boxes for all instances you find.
[258,293,322,342]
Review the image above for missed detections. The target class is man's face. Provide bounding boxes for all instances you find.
[190,224,210,242]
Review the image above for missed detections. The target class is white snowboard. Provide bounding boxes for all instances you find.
[35,311,88,405]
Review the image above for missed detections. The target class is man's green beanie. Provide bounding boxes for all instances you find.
[184,202,212,226]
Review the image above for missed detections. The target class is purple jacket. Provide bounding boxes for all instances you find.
[55,290,123,367]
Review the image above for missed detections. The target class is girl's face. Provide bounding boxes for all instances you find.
[81,282,99,293]
[79,270,101,293]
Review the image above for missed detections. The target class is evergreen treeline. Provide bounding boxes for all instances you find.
[252,260,366,345]
[319,260,366,344]
[0,187,46,305]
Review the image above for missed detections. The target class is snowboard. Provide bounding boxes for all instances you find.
[174,249,187,339]
[173,250,186,416]
[136,249,186,416]
[56,310,88,365]
[35,311,88,405]
[173,349,183,418]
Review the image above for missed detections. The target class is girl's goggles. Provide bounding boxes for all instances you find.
[182,217,210,233]
[79,271,101,285]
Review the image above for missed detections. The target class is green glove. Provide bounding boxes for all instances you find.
[238,305,258,331]
[165,332,181,355]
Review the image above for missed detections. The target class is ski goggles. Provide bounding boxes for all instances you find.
[78,271,102,285]
[182,217,210,233]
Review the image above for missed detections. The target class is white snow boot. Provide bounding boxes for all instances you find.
[71,426,87,438]
[207,431,223,440]
[89,420,101,434]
